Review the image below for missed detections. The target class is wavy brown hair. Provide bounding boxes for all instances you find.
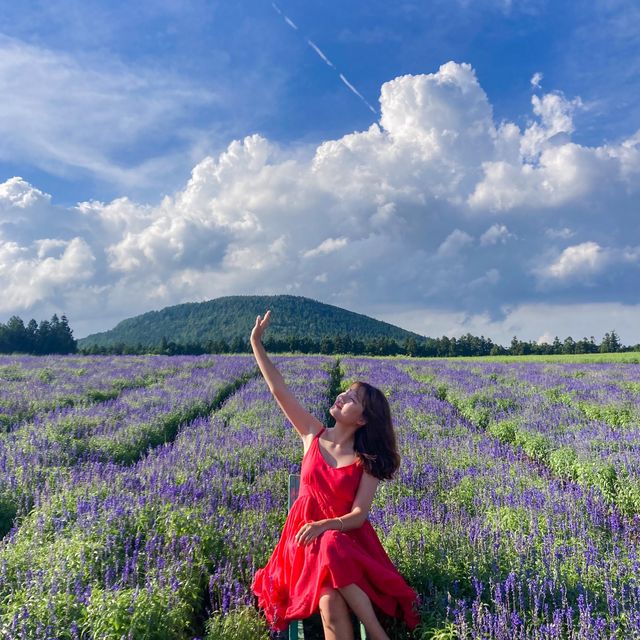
[351,381,401,480]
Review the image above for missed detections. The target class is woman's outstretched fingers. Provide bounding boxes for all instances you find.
[251,311,271,343]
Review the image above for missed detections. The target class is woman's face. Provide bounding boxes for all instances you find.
[329,385,366,428]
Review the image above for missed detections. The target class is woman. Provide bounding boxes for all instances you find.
[250,310,420,640]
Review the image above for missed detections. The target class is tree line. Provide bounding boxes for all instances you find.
[0,315,77,355]
[1,314,637,357]
[80,330,638,357]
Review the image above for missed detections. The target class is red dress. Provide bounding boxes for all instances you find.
[251,427,421,632]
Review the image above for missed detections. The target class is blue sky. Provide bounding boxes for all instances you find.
[1,0,639,344]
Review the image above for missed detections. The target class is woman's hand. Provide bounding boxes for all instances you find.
[250,310,271,344]
[295,520,328,546]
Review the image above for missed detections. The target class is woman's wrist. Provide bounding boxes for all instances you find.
[325,517,344,532]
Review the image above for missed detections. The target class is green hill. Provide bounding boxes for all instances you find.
[77,295,425,348]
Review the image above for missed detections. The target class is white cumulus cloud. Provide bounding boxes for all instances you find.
[437,229,474,257]
[1,61,639,342]
[544,241,606,279]
[302,237,349,258]
[0,237,95,312]
[480,223,512,246]
[530,72,543,89]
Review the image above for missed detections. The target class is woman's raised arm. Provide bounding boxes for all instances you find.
[250,311,323,439]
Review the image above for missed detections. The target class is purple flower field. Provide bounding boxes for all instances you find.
[0,354,639,639]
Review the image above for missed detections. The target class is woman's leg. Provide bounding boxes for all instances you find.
[318,586,355,640]
[337,584,390,640]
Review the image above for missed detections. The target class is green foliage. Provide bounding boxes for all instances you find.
[616,476,640,516]
[204,606,271,640]
[548,447,579,479]
[485,506,530,534]
[514,430,551,462]
[579,402,636,427]
[543,386,575,404]
[575,462,618,503]
[0,590,86,639]
[0,495,18,538]
[445,476,479,516]
[85,585,198,640]
[0,313,77,354]
[487,419,517,443]
[78,295,423,351]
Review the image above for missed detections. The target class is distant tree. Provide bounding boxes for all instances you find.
[36,319,53,354]
[230,336,248,353]
[52,314,77,353]
[0,314,78,354]
[609,329,622,352]
[575,337,587,354]
[403,337,418,357]
[600,330,621,353]
[320,336,334,354]
[6,316,28,352]
[562,336,576,355]
[25,319,39,352]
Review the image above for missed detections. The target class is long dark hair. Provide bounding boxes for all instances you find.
[351,381,401,480]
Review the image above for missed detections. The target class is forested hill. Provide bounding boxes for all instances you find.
[77,295,425,348]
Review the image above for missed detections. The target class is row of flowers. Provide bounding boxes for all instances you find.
[0,355,224,431]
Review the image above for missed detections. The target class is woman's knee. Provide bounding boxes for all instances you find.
[319,586,349,619]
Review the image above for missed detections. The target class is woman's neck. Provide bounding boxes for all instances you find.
[326,422,356,448]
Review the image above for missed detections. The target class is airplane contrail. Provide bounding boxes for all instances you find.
[270,2,378,116]
[307,39,335,69]
[339,74,377,114]
[272,2,297,30]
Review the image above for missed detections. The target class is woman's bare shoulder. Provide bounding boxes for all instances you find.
[301,425,325,455]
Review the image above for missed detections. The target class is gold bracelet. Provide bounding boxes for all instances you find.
[336,517,344,531]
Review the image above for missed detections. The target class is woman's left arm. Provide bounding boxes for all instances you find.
[334,472,380,530]
[295,473,380,545]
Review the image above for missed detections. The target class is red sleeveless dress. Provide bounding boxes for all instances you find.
[251,427,421,632]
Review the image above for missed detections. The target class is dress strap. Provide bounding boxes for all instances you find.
[314,426,326,440]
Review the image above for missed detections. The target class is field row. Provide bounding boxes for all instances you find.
[401,360,640,516]
[0,355,225,431]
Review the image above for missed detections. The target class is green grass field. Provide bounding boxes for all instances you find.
[434,351,640,363]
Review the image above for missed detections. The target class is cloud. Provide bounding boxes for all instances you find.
[437,229,474,257]
[530,72,543,89]
[466,86,639,213]
[520,92,583,160]
[545,227,575,240]
[0,236,95,313]
[1,61,639,342]
[0,177,51,210]
[544,241,606,280]
[0,35,217,191]
[479,223,512,246]
[535,241,640,285]
[469,268,500,287]
[377,302,640,345]
[302,237,349,258]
